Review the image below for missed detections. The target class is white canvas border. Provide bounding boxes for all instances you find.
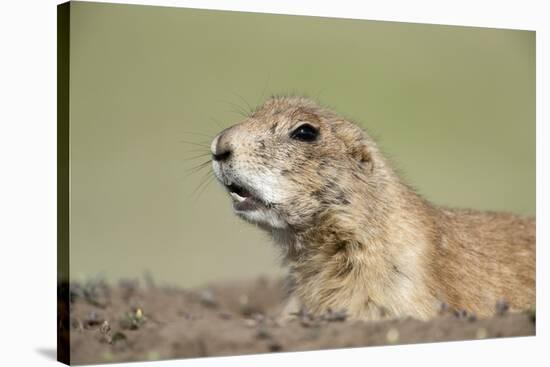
[0,0,546,366]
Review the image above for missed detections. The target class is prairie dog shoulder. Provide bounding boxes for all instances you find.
[210,96,535,320]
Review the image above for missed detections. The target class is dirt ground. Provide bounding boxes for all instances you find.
[65,277,535,365]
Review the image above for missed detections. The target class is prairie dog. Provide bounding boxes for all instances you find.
[210,96,535,320]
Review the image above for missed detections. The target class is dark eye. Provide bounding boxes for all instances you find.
[290,124,319,142]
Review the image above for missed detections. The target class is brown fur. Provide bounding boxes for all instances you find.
[211,96,535,320]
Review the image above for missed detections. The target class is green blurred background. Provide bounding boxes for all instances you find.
[68,1,535,287]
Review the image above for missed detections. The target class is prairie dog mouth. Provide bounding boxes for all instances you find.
[225,182,268,212]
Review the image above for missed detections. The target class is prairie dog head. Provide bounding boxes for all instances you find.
[211,96,384,232]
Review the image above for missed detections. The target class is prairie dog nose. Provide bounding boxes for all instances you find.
[211,132,232,162]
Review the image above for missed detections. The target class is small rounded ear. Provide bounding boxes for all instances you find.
[350,142,374,174]
[332,120,375,171]
[350,143,372,165]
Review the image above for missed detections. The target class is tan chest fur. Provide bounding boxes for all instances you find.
[279,182,535,321]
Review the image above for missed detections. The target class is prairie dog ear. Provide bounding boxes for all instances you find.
[350,141,374,175]
[349,142,372,165]
[333,120,373,167]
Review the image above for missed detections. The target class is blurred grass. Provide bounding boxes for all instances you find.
[68,2,534,287]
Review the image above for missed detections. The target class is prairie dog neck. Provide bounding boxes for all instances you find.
[273,170,439,320]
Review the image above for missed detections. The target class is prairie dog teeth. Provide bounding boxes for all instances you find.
[230,192,246,202]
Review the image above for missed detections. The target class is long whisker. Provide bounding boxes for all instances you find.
[179,140,211,148]
[227,99,249,116]
[258,73,271,107]
[209,117,226,130]
[195,174,216,199]
[181,152,212,161]
[193,170,215,198]
[231,92,253,115]
[227,108,248,118]
[181,148,211,155]
[218,100,249,117]
[183,160,212,178]
[185,159,211,172]
[180,131,214,139]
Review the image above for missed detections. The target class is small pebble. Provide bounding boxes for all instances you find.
[244,318,257,328]
[198,290,218,308]
[99,320,111,334]
[85,311,104,327]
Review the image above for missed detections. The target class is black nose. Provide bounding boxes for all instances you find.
[212,149,231,162]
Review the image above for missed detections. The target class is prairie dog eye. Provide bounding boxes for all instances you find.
[290,123,319,142]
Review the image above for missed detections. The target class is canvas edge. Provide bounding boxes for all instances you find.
[57,1,71,365]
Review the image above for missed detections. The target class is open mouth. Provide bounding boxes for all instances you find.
[225,183,266,212]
